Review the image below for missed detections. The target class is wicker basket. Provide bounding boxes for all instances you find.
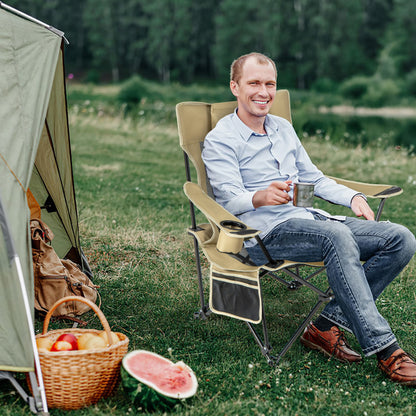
[32,295,129,410]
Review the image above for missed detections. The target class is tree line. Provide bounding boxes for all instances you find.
[5,0,416,90]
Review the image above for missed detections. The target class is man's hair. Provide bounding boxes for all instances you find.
[230,52,277,83]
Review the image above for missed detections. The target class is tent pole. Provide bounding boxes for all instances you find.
[12,255,49,415]
[0,2,68,43]
[0,196,49,414]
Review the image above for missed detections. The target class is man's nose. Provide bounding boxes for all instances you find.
[258,84,268,95]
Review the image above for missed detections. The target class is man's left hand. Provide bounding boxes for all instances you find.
[351,195,375,221]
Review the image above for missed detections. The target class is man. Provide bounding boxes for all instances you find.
[202,52,416,385]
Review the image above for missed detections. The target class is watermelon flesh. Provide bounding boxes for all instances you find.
[124,351,196,397]
[122,350,198,411]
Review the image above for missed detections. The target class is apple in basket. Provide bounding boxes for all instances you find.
[77,333,107,350]
[57,333,78,349]
[98,330,120,346]
[50,333,78,351]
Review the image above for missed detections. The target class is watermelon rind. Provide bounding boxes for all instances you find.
[121,350,198,412]
[121,366,179,412]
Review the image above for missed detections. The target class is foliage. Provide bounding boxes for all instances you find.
[362,77,401,107]
[120,366,180,412]
[387,0,416,75]
[339,76,371,100]
[117,75,153,106]
[3,0,415,90]
[311,78,338,94]
[404,69,416,96]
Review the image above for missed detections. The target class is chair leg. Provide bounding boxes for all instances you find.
[279,267,328,298]
[245,287,333,366]
[265,270,303,290]
[273,287,333,365]
[192,236,211,320]
[375,198,386,222]
[246,308,276,366]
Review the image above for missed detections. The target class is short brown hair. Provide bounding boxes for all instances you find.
[230,52,277,83]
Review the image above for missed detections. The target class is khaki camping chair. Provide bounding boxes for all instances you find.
[176,89,403,365]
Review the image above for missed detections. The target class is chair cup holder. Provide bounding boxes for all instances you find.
[220,220,247,231]
[217,220,246,253]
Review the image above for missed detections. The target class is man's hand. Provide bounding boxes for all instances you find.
[253,180,292,208]
[351,195,375,221]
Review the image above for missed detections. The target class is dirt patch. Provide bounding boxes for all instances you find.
[319,105,416,118]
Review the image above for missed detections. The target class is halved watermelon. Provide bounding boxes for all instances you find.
[121,350,198,411]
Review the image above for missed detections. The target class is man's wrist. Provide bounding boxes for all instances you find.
[351,193,367,204]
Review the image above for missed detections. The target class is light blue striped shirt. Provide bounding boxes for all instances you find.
[202,111,359,247]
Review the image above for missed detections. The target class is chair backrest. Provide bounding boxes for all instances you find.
[176,89,292,193]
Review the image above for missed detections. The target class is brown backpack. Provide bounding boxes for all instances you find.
[31,219,98,317]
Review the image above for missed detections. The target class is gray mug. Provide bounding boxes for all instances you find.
[293,182,314,207]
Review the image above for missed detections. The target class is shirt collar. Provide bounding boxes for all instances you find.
[231,109,279,141]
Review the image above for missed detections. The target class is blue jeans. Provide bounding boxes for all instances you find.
[246,215,416,356]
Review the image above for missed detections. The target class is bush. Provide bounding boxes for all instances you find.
[362,78,401,107]
[85,69,100,84]
[339,76,370,100]
[117,75,152,105]
[311,78,338,93]
[404,69,416,96]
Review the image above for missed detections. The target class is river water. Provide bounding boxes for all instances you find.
[293,108,416,154]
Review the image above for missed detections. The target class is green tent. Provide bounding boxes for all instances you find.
[0,3,90,413]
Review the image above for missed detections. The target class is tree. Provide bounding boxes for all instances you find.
[360,0,393,64]
[83,0,121,82]
[212,0,369,88]
[2,0,412,87]
[213,0,281,82]
[139,0,218,83]
[386,0,416,75]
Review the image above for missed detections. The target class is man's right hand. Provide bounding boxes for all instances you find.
[252,180,292,208]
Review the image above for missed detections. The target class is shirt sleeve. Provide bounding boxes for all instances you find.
[295,140,360,207]
[202,130,255,215]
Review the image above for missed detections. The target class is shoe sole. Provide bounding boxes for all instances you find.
[380,374,416,386]
[300,335,361,363]
[397,380,416,386]
[377,364,416,386]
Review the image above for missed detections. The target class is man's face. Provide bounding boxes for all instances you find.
[230,57,276,122]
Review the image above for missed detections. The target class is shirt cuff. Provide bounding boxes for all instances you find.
[227,191,257,215]
[350,192,367,206]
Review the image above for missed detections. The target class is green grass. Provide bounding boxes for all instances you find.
[1,84,416,415]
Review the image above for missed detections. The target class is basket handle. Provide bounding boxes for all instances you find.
[42,295,116,346]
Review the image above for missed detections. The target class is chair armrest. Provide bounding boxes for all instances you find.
[183,182,260,240]
[327,176,403,199]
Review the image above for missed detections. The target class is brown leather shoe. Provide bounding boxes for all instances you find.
[300,322,362,363]
[378,348,416,386]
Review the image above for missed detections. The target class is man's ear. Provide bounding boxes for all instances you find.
[230,80,239,97]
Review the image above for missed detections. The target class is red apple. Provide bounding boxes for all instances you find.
[55,333,78,350]
[50,340,73,352]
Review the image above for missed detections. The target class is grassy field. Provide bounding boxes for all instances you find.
[1,84,416,415]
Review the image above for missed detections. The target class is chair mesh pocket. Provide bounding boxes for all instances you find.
[209,267,262,324]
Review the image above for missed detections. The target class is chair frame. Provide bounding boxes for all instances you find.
[177,90,402,365]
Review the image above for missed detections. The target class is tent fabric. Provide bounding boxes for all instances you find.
[0,199,33,372]
[0,7,86,372]
[31,50,80,260]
